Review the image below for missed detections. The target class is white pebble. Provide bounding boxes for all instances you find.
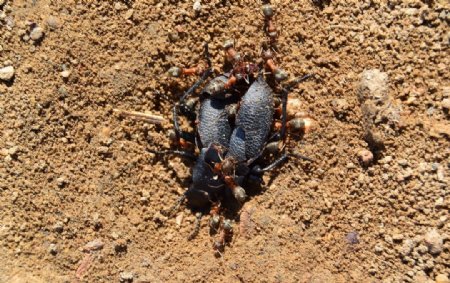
[193,1,201,12]
[0,65,14,81]
[424,229,443,255]
[30,27,45,41]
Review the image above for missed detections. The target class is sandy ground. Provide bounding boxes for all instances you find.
[0,0,449,282]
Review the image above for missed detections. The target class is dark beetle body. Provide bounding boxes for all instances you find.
[197,98,233,149]
[227,76,274,162]
[185,145,225,209]
[183,75,238,209]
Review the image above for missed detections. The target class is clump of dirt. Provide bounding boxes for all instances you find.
[0,0,448,282]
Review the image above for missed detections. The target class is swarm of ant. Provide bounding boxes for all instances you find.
[118,1,315,255]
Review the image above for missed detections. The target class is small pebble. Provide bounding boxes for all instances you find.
[56,177,68,188]
[357,149,373,166]
[0,65,15,81]
[442,98,450,110]
[400,239,416,256]
[7,146,18,156]
[168,31,180,42]
[346,231,359,245]
[120,271,133,282]
[60,70,71,78]
[124,9,134,20]
[175,213,184,227]
[30,26,44,41]
[83,239,104,252]
[424,229,443,255]
[53,222,64,233]
[46,16,60,29]
[393,233,404,242]
[114,239,127,253]
[193,1,201,12]
[374,243,384,254]
[49,244,58,255]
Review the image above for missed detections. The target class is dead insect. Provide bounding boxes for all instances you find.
[149,2,314,252]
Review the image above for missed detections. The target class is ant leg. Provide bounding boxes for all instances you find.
[179,67,213,102]
[168,43,212,79]
[251,152,313,175]
[179,43,213,102]
[162,195,187,217]
[148,148,197,160]
[188,212,203,240]
[172,104,196,148]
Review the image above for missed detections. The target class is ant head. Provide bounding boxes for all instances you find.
[221,156,236,176]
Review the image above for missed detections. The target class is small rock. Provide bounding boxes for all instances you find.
[141,258,151,268]
[0,65,15,81]
[53,222,64,233]
[424,229,443,255]
[393,233,404,242]
[92,213,102,229]
[374,243,384,254]
[323,6,334,15]
[120,271,133,282]
[83,239,104,252]
[114,2,126,10]
[49,244,58,255]
[7,146,19,156]
[56,177,68,188]
[124,9,134,20]
[60,69,71,78]
[358,69,389,103]
[114,239,127,253]
[111,232,120,240]
[175,213,184,227]
[46,16,60,29]
[30,27,44,41]
[357,149,373,166]
[346,231,359,245]
[168,31,179,42]
[442,98,450,110]
[193,1,201,12]
[401,239,416,257]
[331,98,350,118]
[435,274,450,283]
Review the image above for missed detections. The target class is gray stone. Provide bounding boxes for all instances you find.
[358,69,389,104]
[83,239,104,251]
[424,229,443,255]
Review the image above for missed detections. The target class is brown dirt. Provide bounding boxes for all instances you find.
[0,0,449,282]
